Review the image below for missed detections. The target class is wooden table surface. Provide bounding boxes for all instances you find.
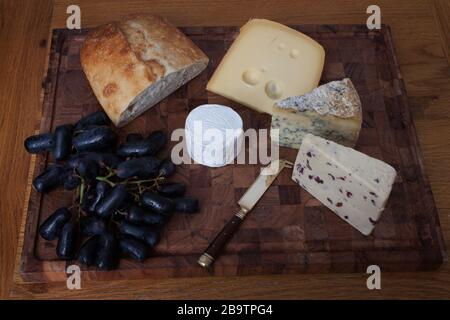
[1,0,449,299]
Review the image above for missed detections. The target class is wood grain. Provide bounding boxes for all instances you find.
[0,0,53,299]
[432,0,450,63]
[1,0,450,299]
[19,25,445,282]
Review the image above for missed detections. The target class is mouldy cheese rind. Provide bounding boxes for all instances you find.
[271,78,362,149]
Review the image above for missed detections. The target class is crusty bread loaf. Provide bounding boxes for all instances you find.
[80,15,209,127]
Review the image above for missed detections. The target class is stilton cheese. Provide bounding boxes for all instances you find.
[270,78,362,149]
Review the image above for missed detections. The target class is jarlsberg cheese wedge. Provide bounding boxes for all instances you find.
[206,19,325,113]
[292,134,397,235]
[271,78,362,149]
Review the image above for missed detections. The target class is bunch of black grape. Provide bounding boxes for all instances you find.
[24,110,199,270]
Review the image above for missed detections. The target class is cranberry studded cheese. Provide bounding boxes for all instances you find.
[292,134,397,235]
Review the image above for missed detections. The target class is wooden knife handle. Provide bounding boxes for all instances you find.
[198,209,247,268]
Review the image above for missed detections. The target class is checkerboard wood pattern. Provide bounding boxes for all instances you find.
[20,25,445,282]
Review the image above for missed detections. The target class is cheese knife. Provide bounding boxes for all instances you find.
[198,159,293,268]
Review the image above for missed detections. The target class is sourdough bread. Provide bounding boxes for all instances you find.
[80,15,209,127]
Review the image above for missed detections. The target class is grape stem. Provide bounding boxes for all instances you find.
[78,179,85,205]
[104,168,116,179]
[96,176,116,187]
[95,175,165,189]
[130,191,140,202]
[126,179,157,185]
[115,209,126,216]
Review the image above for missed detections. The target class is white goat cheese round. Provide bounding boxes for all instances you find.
[185,104,243,167]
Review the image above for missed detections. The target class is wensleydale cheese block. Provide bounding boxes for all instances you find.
[206,19,325,114]
[292,134,396,235]
[271,78,362,149]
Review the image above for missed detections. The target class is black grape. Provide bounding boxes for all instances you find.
[156,182,186,198]
[24,133,55,154]
[78,235,101,266]
[96,232,119,270]
[80,187,96,214]
[53,124,73,160]
[146,130,167,155]
[62,172,81,190]
[141,192,173,216]
[56,221,78,259]
[174,197,199,214]
[80,216,106,236]
[116,139,158,158]
[67,152,121,169]
[87,181,110,213]
[126,205,164,226]
[74,110,110,130]
[119,221,160,247]
[39,207,72,240]
[72,126,117,153]
[95,184,127,219]
[116,130,166,157]
[32,164,65,193]
[116,157,160,179]
[92,153,122,168]
[116,194,133,213]
[158,158,176,177]
[119,237,150,261]
[76,158,99,180]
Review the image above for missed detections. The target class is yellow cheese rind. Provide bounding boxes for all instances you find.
[206,19,325,114]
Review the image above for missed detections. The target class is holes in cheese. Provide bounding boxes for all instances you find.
[206,19,325,114]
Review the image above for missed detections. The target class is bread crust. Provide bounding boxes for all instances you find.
[80,15,209,126]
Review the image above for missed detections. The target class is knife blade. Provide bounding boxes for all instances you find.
[238,159,292,211]
[198,159,293,268]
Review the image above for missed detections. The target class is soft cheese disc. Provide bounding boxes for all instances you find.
[185,104,244,167]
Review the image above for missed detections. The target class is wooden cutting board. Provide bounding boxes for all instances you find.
[20,25,446,282]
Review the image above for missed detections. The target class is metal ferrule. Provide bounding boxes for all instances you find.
[234,208,249,219]
[198,253,214,268]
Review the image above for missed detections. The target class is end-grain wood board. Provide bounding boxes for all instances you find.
[20,25,446,282]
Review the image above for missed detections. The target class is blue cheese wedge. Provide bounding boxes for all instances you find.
[292,134,396,235]
[271,78,362,149]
